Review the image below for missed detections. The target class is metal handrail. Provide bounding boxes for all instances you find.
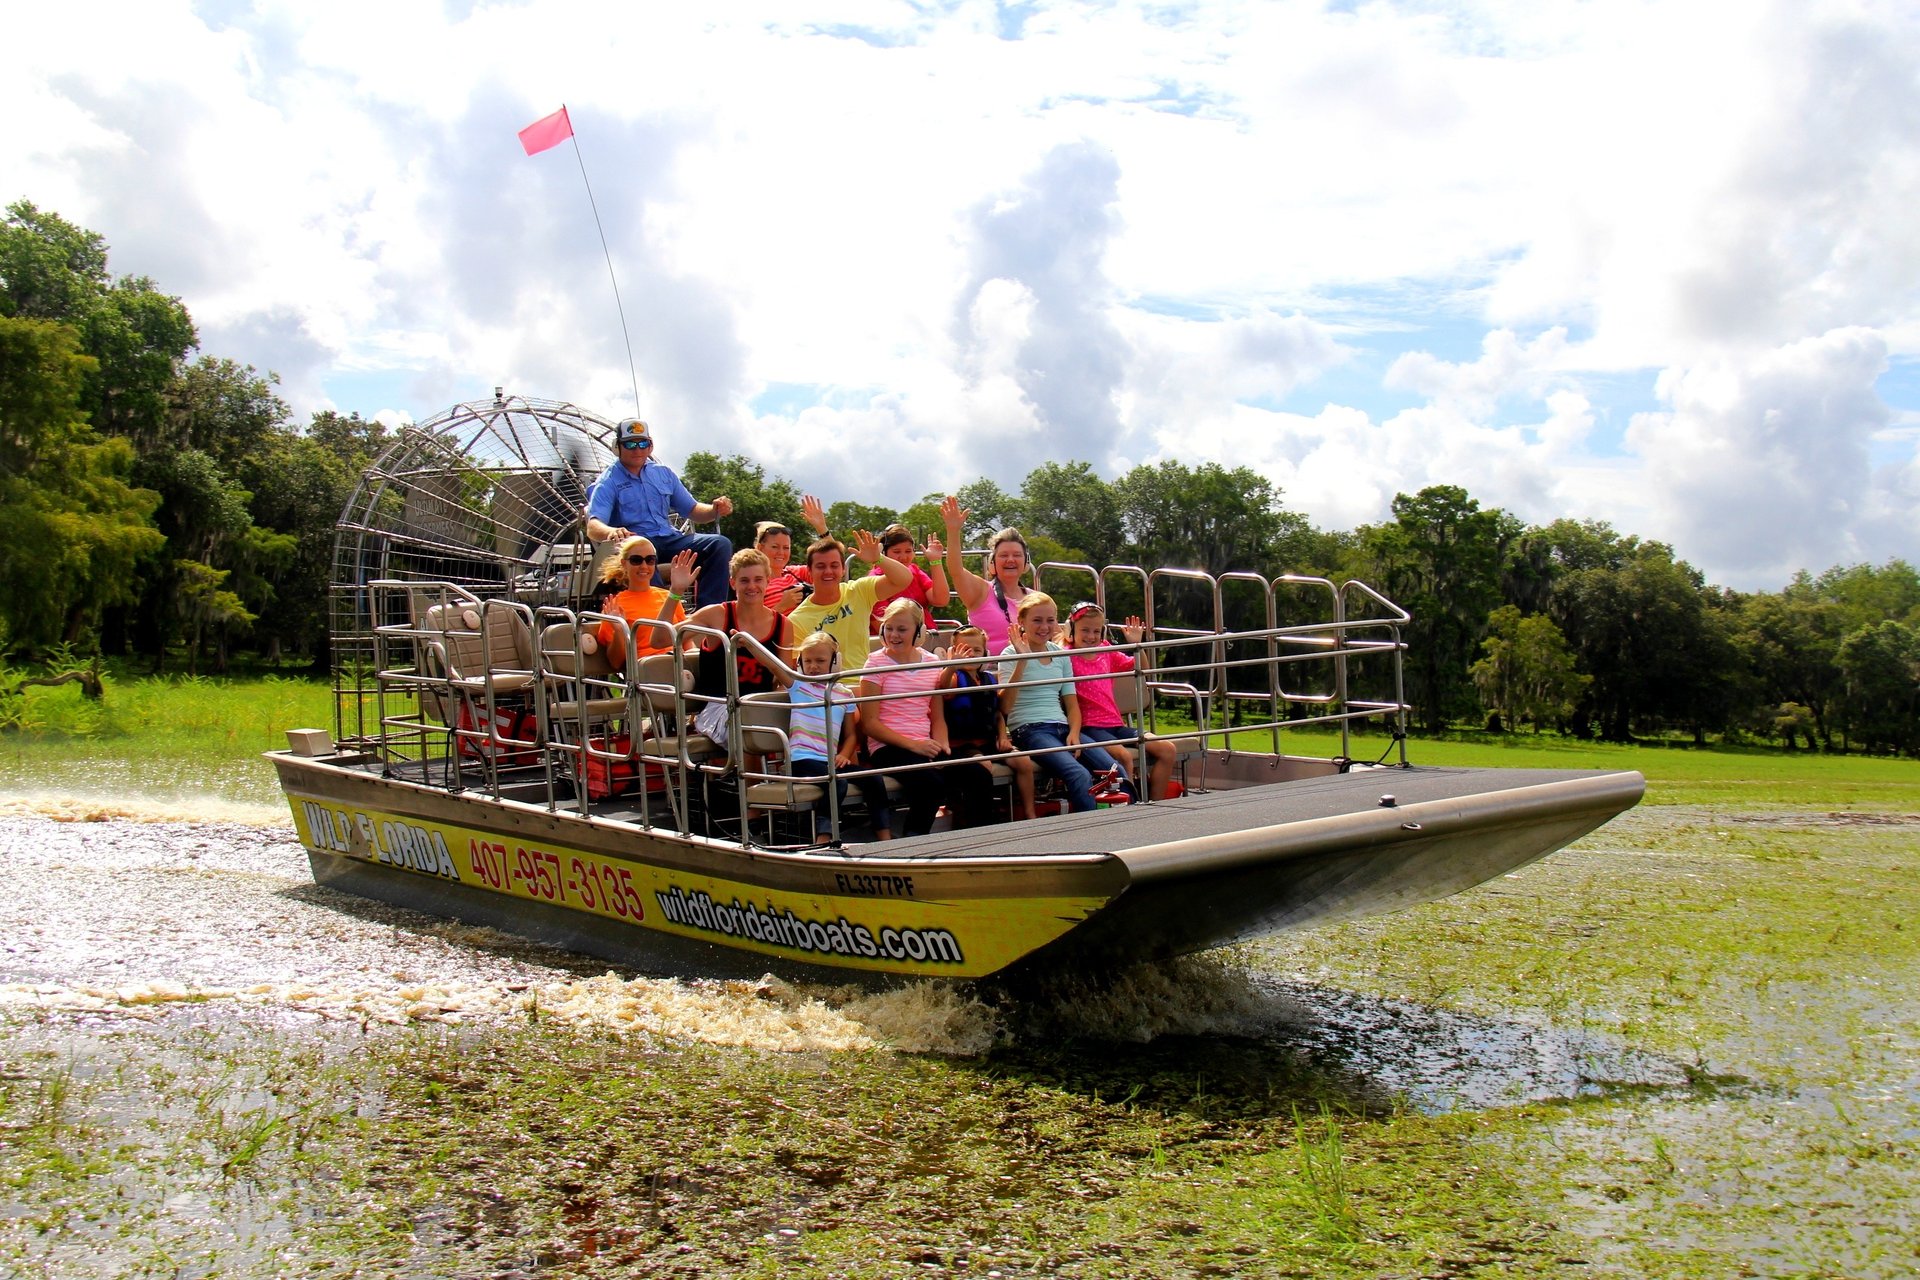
[351,564,1415,835]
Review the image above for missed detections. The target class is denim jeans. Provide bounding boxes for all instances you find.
[789,756,847,836]
[1010,722,1096,812]
[1076,724,1137,794]
[648,528,734,608]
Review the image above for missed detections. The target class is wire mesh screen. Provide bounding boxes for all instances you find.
[328,392,616,746]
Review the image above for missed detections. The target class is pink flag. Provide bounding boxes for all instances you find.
[518,106,573,156]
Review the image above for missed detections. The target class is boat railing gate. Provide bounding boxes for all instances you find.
[1037,561,1411,766]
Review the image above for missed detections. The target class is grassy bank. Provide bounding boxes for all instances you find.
[4,671,1914,812]
[0,671,333,805]
[1253,723,1919,809]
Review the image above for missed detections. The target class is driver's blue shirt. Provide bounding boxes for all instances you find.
[586,460,696,537]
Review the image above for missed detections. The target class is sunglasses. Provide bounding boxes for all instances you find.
[626,553,658,566]
[619,437,653,450]
[758,525,788,539]
[1068,601,1103,622]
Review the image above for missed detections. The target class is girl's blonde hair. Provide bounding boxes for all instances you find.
[599,535,657,586]
[1014,590,1057,623]
[1065,600,1105,643]
[879,596,925,641]
[796,629,840,670]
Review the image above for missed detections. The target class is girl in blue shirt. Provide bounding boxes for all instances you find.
[997,592,1096,813]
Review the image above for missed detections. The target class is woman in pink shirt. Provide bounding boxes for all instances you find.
[939,495,1034,654]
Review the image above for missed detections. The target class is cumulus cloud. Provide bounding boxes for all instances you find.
[1626,328,1893,581]
[1385,328,1569,417]
[6,1,1918,589]
[955,140,1129,462]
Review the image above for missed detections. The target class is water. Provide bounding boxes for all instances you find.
[7,790,1916,1276]
[0,792,1679,1107]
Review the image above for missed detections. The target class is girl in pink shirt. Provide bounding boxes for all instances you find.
[855,598,993,838]
[1066,601,1176,802]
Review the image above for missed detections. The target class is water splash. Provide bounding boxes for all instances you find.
[0,973,1002,1056]
[0,790,291,827]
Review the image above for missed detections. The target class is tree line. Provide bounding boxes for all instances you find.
[3,202,1916,753]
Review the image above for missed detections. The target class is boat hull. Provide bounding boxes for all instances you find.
[1004,767,1643,975]
[277,753,1129,982]
[273,751,1642,983]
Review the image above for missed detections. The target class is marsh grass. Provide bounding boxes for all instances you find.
[1290,1101,1362,1246]
[0,671,332,805]
[1274,724,1920,809]
[2,686,1918,1275]
[0,1017,375,1277]
[1252,806,1920,1278]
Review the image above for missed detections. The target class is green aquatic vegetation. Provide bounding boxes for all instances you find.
[1251,805,1920,1278]
[1,754,1915,1275]
[1290,1101,1362,1246]
[0,672,333,805]
[289,1029,1592,1279]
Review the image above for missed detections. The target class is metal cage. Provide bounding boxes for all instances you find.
[329,390,617,750]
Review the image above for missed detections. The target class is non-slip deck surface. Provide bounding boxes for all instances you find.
[831,765,1631,861]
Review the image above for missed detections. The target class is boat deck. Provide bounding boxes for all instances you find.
[875,764,1630,859]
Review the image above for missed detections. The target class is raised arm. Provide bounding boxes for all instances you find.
[940,495,990,609]
[1116,615,1147,672]
[922,532,952,608]
[857,529,912,601]
[660,551,698,621]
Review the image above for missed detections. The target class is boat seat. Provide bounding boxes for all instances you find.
[422,600,539,768]
[425,601,536,696]
[632,650,718,764]
[737,690,828,810]
[537,622,627,727]
[536,620,635,798]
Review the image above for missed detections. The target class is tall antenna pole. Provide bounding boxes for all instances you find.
[569,129,643,417]
[520,105,642,416]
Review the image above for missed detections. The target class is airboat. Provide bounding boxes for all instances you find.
[268,392,1643,983]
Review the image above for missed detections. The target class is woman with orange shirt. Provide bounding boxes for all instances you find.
[595,536,698,670]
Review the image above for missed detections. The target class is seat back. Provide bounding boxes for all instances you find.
[539,622,614,682]
[426,601,532,683]
[634,649,693,714]
[739,689,792,760]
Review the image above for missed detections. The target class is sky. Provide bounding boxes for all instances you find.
[8,0,1919,590]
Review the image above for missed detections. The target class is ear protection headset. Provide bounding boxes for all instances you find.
[801,629,841,674]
